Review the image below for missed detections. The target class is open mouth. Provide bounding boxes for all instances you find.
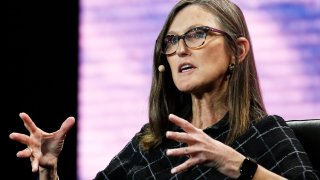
[179,63,196,73]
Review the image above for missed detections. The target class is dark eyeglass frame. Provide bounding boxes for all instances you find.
[162,26,233,55]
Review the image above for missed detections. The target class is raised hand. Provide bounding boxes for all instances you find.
[165,114,244,178]
[9,112,75,173]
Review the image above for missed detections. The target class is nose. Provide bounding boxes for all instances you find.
[175,38,189,56]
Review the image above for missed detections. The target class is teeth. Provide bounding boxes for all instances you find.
[180,64,193,72]
[181,64,192,70]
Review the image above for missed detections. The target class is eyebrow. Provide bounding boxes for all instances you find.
[166,24,206,35]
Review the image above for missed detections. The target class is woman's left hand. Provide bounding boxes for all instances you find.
[166,114,245,178]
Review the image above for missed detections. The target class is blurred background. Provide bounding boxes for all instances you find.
[6,0,319,179]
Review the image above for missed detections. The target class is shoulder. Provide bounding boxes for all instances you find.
[106,123,150,163]
[255,114,287,125]
[244,114,300,149]
[122,123,150,151]
[252,114,289,132]
[95,123,150,179]
[234,114,295,147]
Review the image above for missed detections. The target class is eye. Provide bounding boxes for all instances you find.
[164,35,179,45]
[186,29,206,39]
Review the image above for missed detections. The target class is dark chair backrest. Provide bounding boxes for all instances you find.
[286,119,320,173]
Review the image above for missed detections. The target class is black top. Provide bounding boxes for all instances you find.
[94,115,319,179]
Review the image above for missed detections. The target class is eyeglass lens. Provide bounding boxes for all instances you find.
[164,27,207,55]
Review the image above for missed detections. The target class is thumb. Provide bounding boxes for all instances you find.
[59,116,75,135]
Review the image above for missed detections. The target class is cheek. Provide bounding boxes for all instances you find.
[203,44,230,64]
[200,48,230,77]
[167,59,181,84]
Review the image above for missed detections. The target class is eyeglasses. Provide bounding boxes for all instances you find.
[162,26,232,55]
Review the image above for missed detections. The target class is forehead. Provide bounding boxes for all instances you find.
[168,4,220,34]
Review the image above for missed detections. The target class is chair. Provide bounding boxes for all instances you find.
[286,119,320,173]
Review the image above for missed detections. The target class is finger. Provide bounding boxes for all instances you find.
[9,133,30,145]
[19,112,38,133]
[16,147,33,158]
[166,147,196,157]
[171,158,198,174]
[168,114,197,133]
[166,131,195,144]
[59,116,75,135]
[31,158,39,172]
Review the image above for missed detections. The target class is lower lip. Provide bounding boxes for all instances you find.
[180,68,195,73]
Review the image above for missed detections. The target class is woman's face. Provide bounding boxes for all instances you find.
[166,5,231,94]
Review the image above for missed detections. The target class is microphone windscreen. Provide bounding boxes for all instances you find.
[158,65,165,72]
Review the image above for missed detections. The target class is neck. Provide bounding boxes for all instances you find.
[191,83,228,129]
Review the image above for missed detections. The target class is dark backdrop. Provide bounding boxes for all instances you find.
[5,0,78,179]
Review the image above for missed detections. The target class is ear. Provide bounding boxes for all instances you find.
[235,37,250,63]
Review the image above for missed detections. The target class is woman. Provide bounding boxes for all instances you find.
[9,0,319,179]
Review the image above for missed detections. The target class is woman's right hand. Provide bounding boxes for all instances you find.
[9,112,75,173]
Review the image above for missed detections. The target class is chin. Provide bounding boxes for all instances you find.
[176,84,195,93]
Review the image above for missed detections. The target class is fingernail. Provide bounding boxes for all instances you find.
[166,149,171,155]
[166,131,171,137]
[171,168,176,174]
